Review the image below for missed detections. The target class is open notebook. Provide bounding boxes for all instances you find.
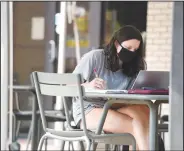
[84,88,128,94]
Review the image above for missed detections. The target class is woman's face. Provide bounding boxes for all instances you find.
[115,39,140,53]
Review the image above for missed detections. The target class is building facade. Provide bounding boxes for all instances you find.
[146,2,173,71]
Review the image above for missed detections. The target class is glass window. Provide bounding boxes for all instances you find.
[104,2,147,44]
[66,2,89,48]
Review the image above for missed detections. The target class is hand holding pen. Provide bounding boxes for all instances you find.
[88,68,106,89]
[93,68,98,78]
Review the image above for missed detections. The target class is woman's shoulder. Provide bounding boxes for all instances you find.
[83,49,104,60]
[87,48,104,56]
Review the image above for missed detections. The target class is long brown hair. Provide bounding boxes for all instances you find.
[103,25,146,77]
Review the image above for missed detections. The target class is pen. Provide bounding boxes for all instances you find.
[94,68,107,89]
[93,68,98,78]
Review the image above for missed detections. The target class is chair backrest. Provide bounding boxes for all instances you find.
[32,71,88,134]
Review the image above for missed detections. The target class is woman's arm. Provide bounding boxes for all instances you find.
[72,51,106,89]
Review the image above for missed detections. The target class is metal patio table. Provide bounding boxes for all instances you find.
[11,85,39,150]
[85,92,169,150]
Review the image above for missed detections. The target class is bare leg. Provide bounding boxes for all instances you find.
[117,104,150,150]
[80,104,149,150]
[80,108,139,150]
[81,108,133,133]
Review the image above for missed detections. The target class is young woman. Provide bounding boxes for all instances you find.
[72,25,149,150]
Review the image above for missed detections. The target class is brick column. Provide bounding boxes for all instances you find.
[145,3,174,130]
[145,2,173,71]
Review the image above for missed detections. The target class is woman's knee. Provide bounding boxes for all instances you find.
[132,105,150,125]
[84,108,132,133]
[118,105,150,121]
[103,110,133,133]
[84,108,117,130]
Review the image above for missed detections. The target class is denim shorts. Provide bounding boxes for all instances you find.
[72,98,105,127]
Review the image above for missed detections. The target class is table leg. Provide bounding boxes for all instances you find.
[155,102,160,150]
[31,93,39,150]
[92,102,111,151]
[148,101,157,150]
[96,102,111,134]
[154,100,168,150]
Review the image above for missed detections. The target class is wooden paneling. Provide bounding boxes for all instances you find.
[13,2,46,84]
[14,48,45,83]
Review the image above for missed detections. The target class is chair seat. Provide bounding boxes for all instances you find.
[13,110,36,120]
[46,128,86,137]
[45,114,66,122]
[13,110,66,122]
[90,133,135,145]
[46,128,134,145]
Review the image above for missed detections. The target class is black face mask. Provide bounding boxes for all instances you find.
[118,46,136,63]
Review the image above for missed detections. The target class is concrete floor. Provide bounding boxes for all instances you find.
[18,138,111,150]
[17,132,169,151]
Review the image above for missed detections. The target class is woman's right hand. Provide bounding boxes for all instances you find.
[89,78,106,89]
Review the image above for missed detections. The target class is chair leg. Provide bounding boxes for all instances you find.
[12,113,17,141]
[72,141,85,151]
[25,124,32,151]
[37,118,42,142]
[90,142,98,151]
[105,144,110,150]
[60,122,66,151]
[70,141,75,151]
[60,140,65,151]
[67,141,70,151]
[85,139,91,151]
[112,145,117,151]
[44,123,49,151]
[79,141,85,151]
[15,121,21,138]
[37,134,47,151]
[116,145,121,151]
[44,137,48,151]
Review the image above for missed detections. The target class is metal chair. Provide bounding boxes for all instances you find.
[12,87,66,150]
[159,115,168,142]
[32,71,136,151]
[157,104,168,142]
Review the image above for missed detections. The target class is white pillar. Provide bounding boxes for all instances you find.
[1,2,9,150]
[8,1,14,144]
[54,2,67,148]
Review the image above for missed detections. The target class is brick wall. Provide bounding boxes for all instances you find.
[145,2,173,71]
[145,3,174,130]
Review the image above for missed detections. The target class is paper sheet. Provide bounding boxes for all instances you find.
[31,17,45,40]
[84,88,128,94]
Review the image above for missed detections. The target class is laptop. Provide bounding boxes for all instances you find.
[131,70,170,90]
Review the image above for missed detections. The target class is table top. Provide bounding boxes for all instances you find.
[10,85,169,101]
[85,92,169,101]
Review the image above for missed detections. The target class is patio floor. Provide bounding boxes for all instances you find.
[17,132,169,151]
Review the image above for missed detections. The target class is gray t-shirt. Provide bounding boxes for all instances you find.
[72,49,134,123]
